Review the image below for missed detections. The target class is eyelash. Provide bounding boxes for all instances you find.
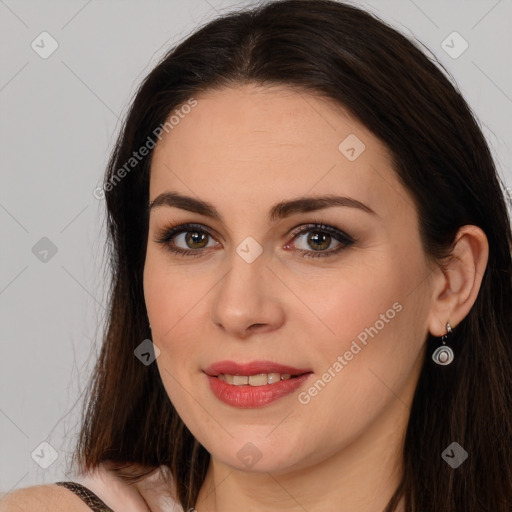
[154,222,355,259]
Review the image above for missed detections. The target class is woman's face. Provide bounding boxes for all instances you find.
[144,84,435,474]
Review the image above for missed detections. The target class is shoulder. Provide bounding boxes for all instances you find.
[0,463,182,512]
[0,483,92,511]
[74,463,182,512]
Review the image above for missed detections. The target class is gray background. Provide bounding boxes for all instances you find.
[1,0,511,496]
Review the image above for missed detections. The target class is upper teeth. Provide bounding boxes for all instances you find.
[219,373,293,386]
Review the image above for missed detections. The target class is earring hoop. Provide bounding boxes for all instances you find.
[432,321,454,365]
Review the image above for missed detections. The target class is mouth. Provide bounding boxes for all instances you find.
[203,361,313,407]
[204,360,312,382]
[216,372,302,386]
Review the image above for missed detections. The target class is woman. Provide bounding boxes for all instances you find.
[3,0,511,510]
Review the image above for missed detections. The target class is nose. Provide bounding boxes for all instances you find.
[211,247,286,338]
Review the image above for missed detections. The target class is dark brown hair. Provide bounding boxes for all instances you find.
[71,1,512,510]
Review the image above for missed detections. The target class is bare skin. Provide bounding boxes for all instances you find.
[143,83,488,512]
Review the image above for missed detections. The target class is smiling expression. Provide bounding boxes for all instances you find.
[143,83,435,473]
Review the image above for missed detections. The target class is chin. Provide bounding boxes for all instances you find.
[204,434,310,474]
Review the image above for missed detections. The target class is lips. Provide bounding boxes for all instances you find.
[204,360,311,377]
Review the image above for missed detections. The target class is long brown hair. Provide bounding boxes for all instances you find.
[71,1,512,510]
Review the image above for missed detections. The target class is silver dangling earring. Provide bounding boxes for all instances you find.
[432,321,454,365]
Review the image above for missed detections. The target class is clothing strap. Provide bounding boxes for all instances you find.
[55,481,115,512]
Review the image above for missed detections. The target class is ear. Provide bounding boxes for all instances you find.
[427,225,489,337]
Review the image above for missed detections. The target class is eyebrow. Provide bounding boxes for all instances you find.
[148,191,377,222]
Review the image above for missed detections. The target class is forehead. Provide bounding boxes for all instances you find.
[149,84,410,220]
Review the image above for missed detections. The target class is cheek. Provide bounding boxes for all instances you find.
[297,249,427,407]
[143,251,212,383]
[318,235,429,353]
[143,250,201,338]
[293,256,407,357]
[143,259,197,415]
[144,255,186,379]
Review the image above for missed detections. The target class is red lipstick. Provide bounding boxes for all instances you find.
[203,360,313,408]
[204,360,311,376]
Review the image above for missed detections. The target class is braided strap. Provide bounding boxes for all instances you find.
[55,481,115,512]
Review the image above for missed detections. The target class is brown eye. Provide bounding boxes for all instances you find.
[183,231,209,249]
[156,222,354,260]
[305,232,332,251]
[289,223,355,259]
[155,223,218,257]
